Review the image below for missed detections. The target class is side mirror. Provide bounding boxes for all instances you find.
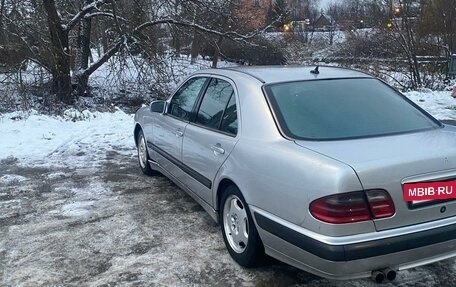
[150,100,166,113]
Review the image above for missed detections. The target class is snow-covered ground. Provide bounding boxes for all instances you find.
[0,108,134,167]
[406,90,456,120]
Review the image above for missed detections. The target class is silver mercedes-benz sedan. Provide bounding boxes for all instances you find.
[133,66,456,282]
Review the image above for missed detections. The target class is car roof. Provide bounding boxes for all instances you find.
[196,65,372,84]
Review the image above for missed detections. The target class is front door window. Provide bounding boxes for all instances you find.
[169,77,207,121]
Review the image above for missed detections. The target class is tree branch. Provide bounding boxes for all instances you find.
[80,37,124,77]
[133,17,275,43]
[66,0,110,31]
[84,11,126,22]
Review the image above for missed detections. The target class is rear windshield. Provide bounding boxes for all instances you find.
[264,78,439,140]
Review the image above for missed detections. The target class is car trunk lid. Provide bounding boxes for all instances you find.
[295,126,456,231]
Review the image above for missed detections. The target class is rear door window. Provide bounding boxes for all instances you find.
[196,78,236,133]
[220,94,238,135]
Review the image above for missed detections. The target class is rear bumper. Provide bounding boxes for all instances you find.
[252,209,456,279]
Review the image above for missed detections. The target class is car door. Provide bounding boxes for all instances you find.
[152,76,209,183]
[182,77,240,205]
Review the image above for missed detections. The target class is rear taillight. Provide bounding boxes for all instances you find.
[309,190,395,224]
[365,189,395,219]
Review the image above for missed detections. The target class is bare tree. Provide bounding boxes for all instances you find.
[41,0,112,103]
[388,0,423,88]
[335,0,423,88]
[0,0,281,106]
[37,0,277,103]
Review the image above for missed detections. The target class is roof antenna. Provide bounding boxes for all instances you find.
[310,65,320,74]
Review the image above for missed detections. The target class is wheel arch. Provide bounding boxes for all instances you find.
[133,123,143,147]
[216,178,241,212]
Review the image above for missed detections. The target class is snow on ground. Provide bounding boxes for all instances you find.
[405,90,456,120]
[0,108,134,166]
[0,174,27,184]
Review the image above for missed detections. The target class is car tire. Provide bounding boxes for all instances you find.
[137,129,154,176]
[220,185,264,267]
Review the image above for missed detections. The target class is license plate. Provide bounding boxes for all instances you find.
[403,181,456,202]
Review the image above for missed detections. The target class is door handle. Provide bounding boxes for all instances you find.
[211,144,225,155]
[174,129,184,137]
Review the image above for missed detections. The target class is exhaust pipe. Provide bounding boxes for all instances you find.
[371,268,397,283]
[371,271,385,283]
[382,268,397,281]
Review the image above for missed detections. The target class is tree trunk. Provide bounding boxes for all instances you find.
[190,30,199,64]
[212,48,219,68]
[0,0,5,43]
[73,3,92,96]
[329,28,334,46]
[411,54,421,87]
[173,0,181,55]
[43,0,72,103]
[102,28,109,53]
[172,30,181,56]
[400,0,421,89]
[212,37,223,68]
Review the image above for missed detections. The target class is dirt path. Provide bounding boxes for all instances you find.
[1,152,456,286]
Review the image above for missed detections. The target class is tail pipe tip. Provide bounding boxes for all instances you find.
[371,271,385,283]
[382,268,397,281]
[371,268,397,283]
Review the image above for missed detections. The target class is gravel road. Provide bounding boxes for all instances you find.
[2,151,456,287]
